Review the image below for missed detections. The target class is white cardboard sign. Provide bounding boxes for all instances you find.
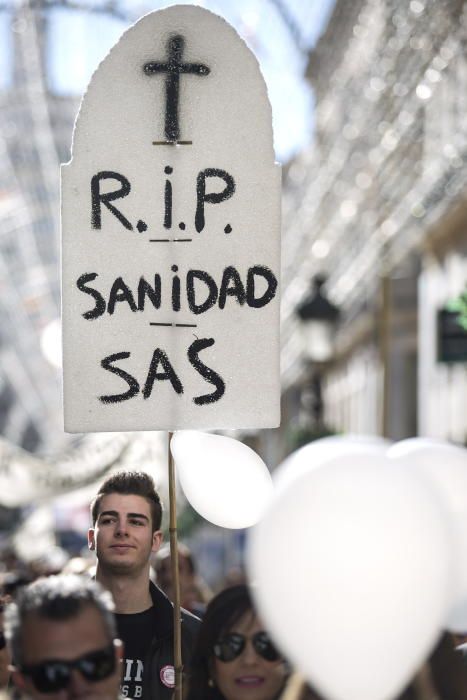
[61,5,281,432]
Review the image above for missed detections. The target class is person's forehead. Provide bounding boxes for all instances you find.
[229,610,261,636]
[21,605,109,663]
[98,493,151,518]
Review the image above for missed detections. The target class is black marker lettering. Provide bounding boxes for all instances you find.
[186,270,218,314]
[143,348,184,398]
[171,265,181,311]
[99,352,140,403]
[76,272,106,320]
[91,171,133,230]
[195,168,235,233]
[137,276,161,311]
[246,265,278,308]
[219,266,246,309]
[188,338,225,405]
[107,277,137,315]
[164,166,173,228]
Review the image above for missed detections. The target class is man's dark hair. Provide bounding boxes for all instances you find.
[186,585,254,700]
[4,574,116,666]
[90,470,163,532]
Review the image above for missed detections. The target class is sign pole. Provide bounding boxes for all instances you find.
[280,672,304,700]
[168,431,183,700]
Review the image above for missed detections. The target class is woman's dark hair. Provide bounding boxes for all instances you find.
[186,584,253,700]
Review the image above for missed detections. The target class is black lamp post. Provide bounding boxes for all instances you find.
[296,275,340,428]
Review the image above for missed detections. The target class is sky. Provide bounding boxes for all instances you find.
[0,0,336,162]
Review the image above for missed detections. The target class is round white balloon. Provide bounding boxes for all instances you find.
[275,434,392,492]
[248,452,454,700]
[171,431,273,529]
[388,437,467,632]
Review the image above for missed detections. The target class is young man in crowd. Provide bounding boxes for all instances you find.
[88,470,200,699]
[5,574,122,700]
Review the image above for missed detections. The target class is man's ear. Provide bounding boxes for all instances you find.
[114,639,124,662]
[88,528,96,551]
[151,530,163,554]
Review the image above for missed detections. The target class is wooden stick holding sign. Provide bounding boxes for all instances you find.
[61,6,280,700]
[168,432,183,700]
[279,673,305,700]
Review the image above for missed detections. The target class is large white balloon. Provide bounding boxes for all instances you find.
[388,438,467,632]
[171,431,273,529]
[248,452,454,700]
[275,434,392,492]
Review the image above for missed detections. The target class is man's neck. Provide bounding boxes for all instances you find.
[96,566,153,614]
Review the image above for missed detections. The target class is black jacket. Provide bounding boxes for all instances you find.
[141,582,201,700]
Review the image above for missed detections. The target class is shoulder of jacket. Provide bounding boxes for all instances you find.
[181,608,201,625]
[181,608,202,638]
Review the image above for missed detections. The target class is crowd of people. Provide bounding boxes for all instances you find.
[0,469,467,700]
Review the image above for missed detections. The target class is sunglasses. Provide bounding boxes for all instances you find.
[213,632,280,663]
[19,644,116,693]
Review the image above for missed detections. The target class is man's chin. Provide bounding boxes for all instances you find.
[102,557,138,573]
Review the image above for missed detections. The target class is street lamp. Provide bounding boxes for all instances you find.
[296,275,340,362]
[296,275,340,429]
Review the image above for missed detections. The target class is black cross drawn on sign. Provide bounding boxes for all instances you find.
[144,35,210,143]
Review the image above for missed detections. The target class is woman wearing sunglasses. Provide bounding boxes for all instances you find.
[186,584,287,700]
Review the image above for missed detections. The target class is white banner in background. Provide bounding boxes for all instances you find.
[0,433,131,507]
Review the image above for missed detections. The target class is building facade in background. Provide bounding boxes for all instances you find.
[0,5,79,452]
[277,0,467,456]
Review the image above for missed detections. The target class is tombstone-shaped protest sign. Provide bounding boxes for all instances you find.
[62,5,281,432]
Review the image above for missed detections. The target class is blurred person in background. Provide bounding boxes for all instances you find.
[0,597,10,689]
[185,584,287,700]
[4,574,122,700]
[61,555,96,578]
[154,543,212,617]
[220,568,247,591]
[28,547,70,580]
[89,471,200,699]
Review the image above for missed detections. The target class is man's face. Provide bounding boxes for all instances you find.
[88,494,162,575]
[13,605,122,700]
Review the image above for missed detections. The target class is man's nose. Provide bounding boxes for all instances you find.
[67,668,89,697]
[115,519,129,536]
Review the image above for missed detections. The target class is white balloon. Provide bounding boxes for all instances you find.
[275,434,392,492]
[171,431,273,529]
[388,438,467,632]
[248,452,454,700]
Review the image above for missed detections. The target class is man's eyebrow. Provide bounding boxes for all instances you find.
[98,510,118,519]
[99,510,149,522]
[98,510,149,522]
[127,512,150,521]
